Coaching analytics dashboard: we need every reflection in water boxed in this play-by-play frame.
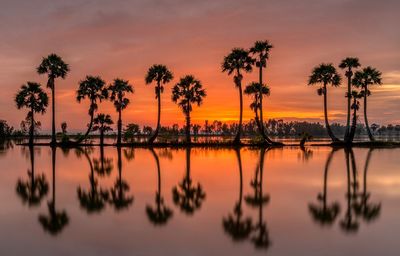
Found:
[223,148,253,241]
[16,146,49,207]
[93,146,113,176]
[38,147,69,236]
[108,147,133,211]
[308,149,341,226]
[77,147,109,214]
[172,147,206,215]
[146,149,173,225]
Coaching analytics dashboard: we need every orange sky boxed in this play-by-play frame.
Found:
[0,0,399,132]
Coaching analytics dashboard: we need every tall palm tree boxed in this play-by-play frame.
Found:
[108,147,133,211]
[38,147,69,235]
[222,48,254,144]
[16,146,49,207]
[352,67,382,141]
[92,113,113,146]
[222,148,253,241]
[37,54,70,145]
[172,147,206,215]
[75,76,108,143]
[339,57,361,141]
[308,63,342,142]
[244,82,271,143]
[15,82,49,145]
[347,90,363,143]
[145,65,174,143]
[108,79,134,145]
[146,149,173,225]
[249,40,276,144]
[171,75,206,144]
[308,149,340,226]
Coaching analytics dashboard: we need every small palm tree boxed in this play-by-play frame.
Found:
[107,79,134,145]
[308,63,342,142]
[171,75,206,144]
[145,64,174,143]
[37,54,69,145]
[244,82,270,142]
[352,67,382,141]
[15,82,49,145]
[347,90,364,143]
[75,76,108,143]
[222,48,254,144]
[93,113,113,146]
[339,57,361,141]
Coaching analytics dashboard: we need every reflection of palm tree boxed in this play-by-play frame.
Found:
[223,148,253,241]
[146,149,173,225]
[340,148,359,233]
[77,148,109,214]
[16,146,49,207]
[352,149,381,222]
[172,147,206,215]
[93,146,114,176]
[108,147,133,211]
[308,149,340,226]
[245,149,270,207]
[38,148,69,235]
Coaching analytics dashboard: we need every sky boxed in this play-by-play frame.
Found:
[0,0,399,132]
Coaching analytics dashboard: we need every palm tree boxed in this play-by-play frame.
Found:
[244,82,271,143]
[249,40,277,144]
[222,148,253,241]
[16,146,49,207]
[92,113,113,146]
[145,65,174,143]
[146,149,173,225]
[308,63,342,142]
[38,148,69,235]
[15,82,49,145]
[108,79,134,145]
[75,76,108,143]
[347,90,364,143]
[172,147,206,215]
[222,48,254,144]
[108,147,133,211]
[37,54,70,145]
[171,75,206,144]
[77,147,109,214]
[308,149,340,226]
[352,67,382,141]
[339,57,361,141]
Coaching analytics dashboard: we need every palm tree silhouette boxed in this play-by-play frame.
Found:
[37,54,70,145]
[222,48,254,144]
[171,75,206,144]
[146,149,173,225]
[308,63,342,142]
[38,147,69,235]
[145,65,174,144]
[352,67,382,141]
[339,58,361,141]
[16,146,49,207]
[92,113,113,146]
[347,90,364,143]
[308,149,341,226]
[244,82,271,143]
[15,82,49,145]
[107,79,134,145]
[108,147,133,211]
[77,147,109,214]
[93,144,114,177]
[222,148,253,241]
[172,147,206,215]
[352,149,381,222]
[75,76,108,144]
[249,40,277,144]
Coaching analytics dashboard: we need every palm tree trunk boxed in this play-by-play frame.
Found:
[51,147,56,208]
[363,87,374,141]
[348,103,358,144]
[100,129,104,146]
[258,66,273,144]
[30,145,35,187]
[29,109,34,145]
[185,147,191,183]
[149,85,161,144]
[323,84,339,142]
[51,84,56,146]
[322,149,335,211]
[185,113,191,144]
[234,72,243,144]
[345,70,352,141]
[75,106,94,144]
[117,109,122,145]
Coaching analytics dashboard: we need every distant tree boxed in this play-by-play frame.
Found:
[124,123,141,142]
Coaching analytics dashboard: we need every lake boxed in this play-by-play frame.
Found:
[0,141,399,255]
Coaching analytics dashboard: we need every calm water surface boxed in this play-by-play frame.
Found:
[0,141,399,255]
